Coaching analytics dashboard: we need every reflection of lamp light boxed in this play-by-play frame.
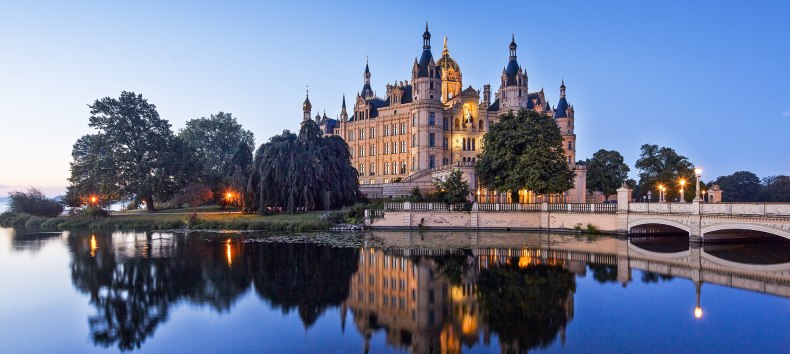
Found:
[694,306,703,319]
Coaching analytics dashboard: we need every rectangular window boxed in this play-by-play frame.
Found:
[429,155,435,168]
[392,142,396,154]
[360,129,364,140]
[442,157,448,166]
[370,163,375,176]
[401,161,406,174]
[384,144,389,155]
[429,133,435,147]
[412,134,416,147]
[370,127,375,139]
[359,164,364,175]
[349,131,354,140]
[370,144,375,156]
[359,145,364,157]
[429,112,435,126]
[401,123,406,134]
[400,141,405,153]
[412,156,416,171]
[384,126,389,136]
[442,117,448,131]
[412,116,416,127]
[443,137,448,150]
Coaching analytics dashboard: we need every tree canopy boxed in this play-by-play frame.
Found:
[246,120,361,213]
[67,91,199,211]
[433,168,471,205]
[634,144,694,202]
[476,109,575,196]
[710,171,762,202]
[586,149,630,200]
[7,188,64,217]
[179,112,254,183]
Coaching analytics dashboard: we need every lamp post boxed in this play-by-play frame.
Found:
[646,191,652,213]
[225,192,234,214]
[679,179,686,202]
[694,167,703,202]
[702,190,707,203]
[658,185,666,203]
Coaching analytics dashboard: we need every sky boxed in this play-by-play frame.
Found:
[0,0,788,197]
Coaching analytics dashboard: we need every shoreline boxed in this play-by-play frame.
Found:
[0,211,334,232]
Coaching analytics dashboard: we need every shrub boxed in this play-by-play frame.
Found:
[320,210,348,224]
[586,223,599,234]
[80,206,110,218]
[8,188,64,217]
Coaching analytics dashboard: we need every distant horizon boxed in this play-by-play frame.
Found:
[1,1,788,196]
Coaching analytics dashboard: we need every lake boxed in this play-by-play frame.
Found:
[0,228,788,353]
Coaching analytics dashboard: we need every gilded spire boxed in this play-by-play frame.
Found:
[442,36,449,56]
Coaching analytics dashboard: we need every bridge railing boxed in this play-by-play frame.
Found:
[627,202,790,217]
[382,202,617,213]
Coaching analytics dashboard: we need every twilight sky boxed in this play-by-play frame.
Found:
[1,0,788,196]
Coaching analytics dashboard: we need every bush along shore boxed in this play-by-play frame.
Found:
[0,211,366,233]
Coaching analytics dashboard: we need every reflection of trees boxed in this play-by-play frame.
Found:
[640,271,674,284]
[588,264,619,284]
[476,261,576,353]
[250,243,359,326]
[431,252,473,285]
[68,233,358,351]
[10,232,62,252]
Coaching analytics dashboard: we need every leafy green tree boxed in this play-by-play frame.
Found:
[585,149,630,201]
[7,188,64,217]
[710,171,762,202]
[634,144,694,202]
[408,187,424,202]
[476,110,575,197]
[68,91,199,211]
[761,175,790,202]
[433,168,471,205]
[476,262,576,351]
[178,112,255,191]
[247,120,361,213]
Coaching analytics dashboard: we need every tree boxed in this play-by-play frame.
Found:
[178,112,255,189]
[634,144,694,202]
[585,149,630,201]
[476,110,575,198]
[8,188,64,217]
[246,120,361,213]
[433,168,471,205]
[761,175,790,202]
[68,91,199,211]
[710,171,762,202]
[172,183,214,212]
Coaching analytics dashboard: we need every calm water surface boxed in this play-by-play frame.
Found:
[0,228,788,353]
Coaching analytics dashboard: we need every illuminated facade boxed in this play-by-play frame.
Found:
[306,24,586,202]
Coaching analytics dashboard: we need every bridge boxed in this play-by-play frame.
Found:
[365,230,790,298]
[366,186,790,243]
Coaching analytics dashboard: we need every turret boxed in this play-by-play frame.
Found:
[340,94,348,122]
[361,60,374,99]
[412,23,440,101]
[498,34,528,109]
[302,90,312,122]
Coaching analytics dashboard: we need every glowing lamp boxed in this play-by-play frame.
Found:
[694,306,703,319]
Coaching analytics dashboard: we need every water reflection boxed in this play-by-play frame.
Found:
[3,229,789,353]
[66,232,359,350]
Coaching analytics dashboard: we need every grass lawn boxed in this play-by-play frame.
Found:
[0,211,331,232]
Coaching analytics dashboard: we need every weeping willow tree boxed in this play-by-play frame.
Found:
[247,120,361,213]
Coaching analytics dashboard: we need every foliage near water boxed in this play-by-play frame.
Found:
[7,188,64,217]
[0,211,331,232]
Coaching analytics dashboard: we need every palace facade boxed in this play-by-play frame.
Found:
[303,24,586,203]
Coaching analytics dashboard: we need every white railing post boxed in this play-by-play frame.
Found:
[591,204,595,213]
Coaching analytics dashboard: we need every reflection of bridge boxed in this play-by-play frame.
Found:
[369,188,790,243]
[367,231,790,298]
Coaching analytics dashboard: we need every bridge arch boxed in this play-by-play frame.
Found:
[628,218,691,234]
[701,250,790,272]
[701,223,790,241]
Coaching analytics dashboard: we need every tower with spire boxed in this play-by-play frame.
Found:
[498,34,529,110]
[554,79,576,166]
[302,90,312,122]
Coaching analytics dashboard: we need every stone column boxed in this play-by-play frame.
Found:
[616,185,632,212]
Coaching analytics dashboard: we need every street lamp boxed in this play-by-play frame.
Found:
[225,192,234,213]
[658,185,666,203]
[679,179,686,202]
[646,191,652,213]
[694,167,703,202]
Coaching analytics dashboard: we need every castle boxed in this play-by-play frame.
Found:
[303,24,586,203]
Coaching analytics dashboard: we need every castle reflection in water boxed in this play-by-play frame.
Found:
[6,228,789,353]
[346,247,577,353]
